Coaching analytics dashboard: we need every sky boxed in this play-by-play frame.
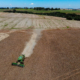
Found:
[0,0,80,8]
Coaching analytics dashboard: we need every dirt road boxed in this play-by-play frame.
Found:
[0,29,80,80]
[22,29,43,57]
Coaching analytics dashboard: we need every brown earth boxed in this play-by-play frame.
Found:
[0,29,80,80]
[0,29,32,80]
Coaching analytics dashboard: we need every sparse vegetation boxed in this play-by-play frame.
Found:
[39,24,41,27]
[11,27,21,29]
[27,26,33,29]
[4,23,8,26]
[2,23,8,29]
[67,26,70,28]
[0,13,80,30]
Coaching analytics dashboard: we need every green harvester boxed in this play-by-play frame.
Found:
[12,54,25,67]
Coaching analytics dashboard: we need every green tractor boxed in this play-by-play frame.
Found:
[12,54,25,67]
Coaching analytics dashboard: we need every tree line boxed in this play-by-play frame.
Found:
[33,7,60,10]
[2,8,80,21]
[0,7,60,10]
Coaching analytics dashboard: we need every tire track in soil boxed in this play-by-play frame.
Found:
[41,19,47,29]
[38,19,44,29]
[46,19,55,29]
[4,18,23,29]
[0,18,9,22]
[0,18,15,30]
[26,19,33,28]
[36,19,40,29]
[50,19,57,29]
[40,19,48,29]
[14,18,27,28]
[0,18,11,23]
[51,20,58,29]
[24,18,30,29]
[52,19,62,28]
[53,68,80,80]
[57,20,66,28]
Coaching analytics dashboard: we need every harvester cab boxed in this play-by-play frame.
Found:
[12,54,25,67]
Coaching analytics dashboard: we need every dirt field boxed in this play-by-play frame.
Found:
[0,12,80,29]
[0,29,80,80]
[0,12,80,80]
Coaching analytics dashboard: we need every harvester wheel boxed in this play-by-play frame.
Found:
[21,62,24,64]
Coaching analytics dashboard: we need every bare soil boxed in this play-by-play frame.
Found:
[0,33,9,41]
[0,29,80,80]
[0,30,32,80]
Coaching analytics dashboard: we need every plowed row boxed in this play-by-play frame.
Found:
[0,12,80,30]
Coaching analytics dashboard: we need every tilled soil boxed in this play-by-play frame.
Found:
[0,30,32,80]
[0,29,80,80]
